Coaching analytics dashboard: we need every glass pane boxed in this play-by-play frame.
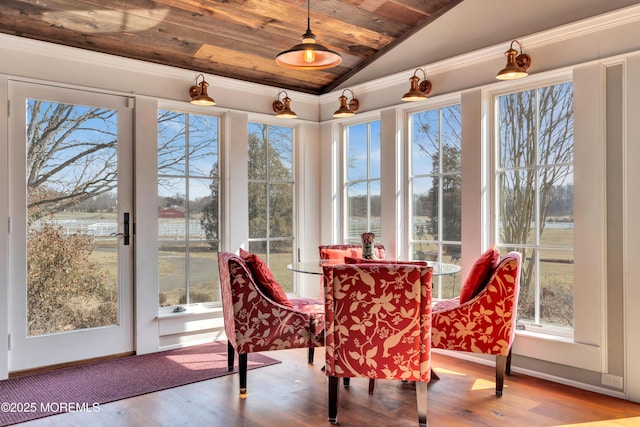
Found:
[158,178,186,240]
[443,243,461,265]
[498,89,535,169]
[158,110,186,175]
[498,170,535,245]
[412,177,436,240]
[441,105,462,173]
[269,183,293,238]
[347,181,367,242]
[411,110,439,176]
[369,121,381,179]
[188,178,215,241]
[412,242,439,261]
[538,83,574,166]
[540,166,573,245]
[442,175,461,241]
[197,178,219,242]
[159,243,186,307]
[516,247,537,324]
[368,180,381,236]
[248,123,267,180]
[539,249,574,327]
[188,115,219,177]
[189,242,219,303]
[270,240,294,293]
[346,123,368,181]
[26,100,119,336]
[269,126,293,180]
[249,182,267,238]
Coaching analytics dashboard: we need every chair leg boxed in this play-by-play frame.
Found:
[239,353,248,395]
[328,376,339,424]
[506,348,512,375]
[416,381,428,427]
[496,354,508,397]
[368,378,376,394]
[227,341,235,372]
[308,347,314,364]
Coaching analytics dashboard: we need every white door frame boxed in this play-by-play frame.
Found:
[7,81,134,371]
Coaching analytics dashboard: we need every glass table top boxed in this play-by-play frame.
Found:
[287,260,461,276]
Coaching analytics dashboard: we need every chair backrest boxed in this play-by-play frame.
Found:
[323,263,433,382]
[431,251,522,355]
[217,251,252,349]
[318,244,386,261]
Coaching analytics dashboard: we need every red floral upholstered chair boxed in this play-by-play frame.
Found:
[318,244,386,393]
[318,244,386,262]
[323,263,433,426]
[431,251,522,396]
[217,251,325,395]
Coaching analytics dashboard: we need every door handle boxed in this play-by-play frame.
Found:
[111,212,130,245]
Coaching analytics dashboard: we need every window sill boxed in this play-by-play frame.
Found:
[157,303,222,319]
[513,329,601,371]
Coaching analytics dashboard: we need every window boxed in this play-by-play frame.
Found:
[408,105,462,299]
[248,123,295,292]
[494,82,574,332]
[157,110,220,307]
[344,120,381,243]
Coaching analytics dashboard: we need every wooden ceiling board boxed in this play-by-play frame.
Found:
[0,0,464,94]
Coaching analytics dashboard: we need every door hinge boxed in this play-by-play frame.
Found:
[8,334,11,350]
[7,217,10,234]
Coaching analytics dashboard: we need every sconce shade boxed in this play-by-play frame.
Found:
[273,90,298,119]
[401,68,432,102]
[189,74,216,106]
[496,40,531,80]
[275,1,342,70]
[333,89,359,118]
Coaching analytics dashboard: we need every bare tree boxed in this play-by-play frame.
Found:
[27,101,118,220]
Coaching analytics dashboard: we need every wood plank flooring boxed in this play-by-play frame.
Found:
[17,347,640,426]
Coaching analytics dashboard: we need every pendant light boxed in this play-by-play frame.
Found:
[275,1,342,70]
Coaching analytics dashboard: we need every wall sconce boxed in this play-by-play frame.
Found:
[401,68,432,102]
[189,74,216,106]
[275,0,342,70]
[496,40,532,80]
[272,90,298,119]
[333,89,359,118]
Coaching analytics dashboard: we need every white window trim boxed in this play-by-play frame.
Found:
[483,67,606,371]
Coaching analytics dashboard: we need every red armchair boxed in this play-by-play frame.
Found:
[323,263,433,426]
[217,251,325,394]
[431,251,522,396]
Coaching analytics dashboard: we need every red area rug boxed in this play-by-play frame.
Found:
[0,341,279,426]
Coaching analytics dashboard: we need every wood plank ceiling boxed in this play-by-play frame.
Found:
[0,0,462,94]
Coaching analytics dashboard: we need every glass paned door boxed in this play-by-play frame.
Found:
[8,82,133,371]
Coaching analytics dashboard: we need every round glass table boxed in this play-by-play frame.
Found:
[287,260,461,276]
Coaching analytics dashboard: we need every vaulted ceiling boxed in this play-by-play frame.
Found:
[0,0,463,95]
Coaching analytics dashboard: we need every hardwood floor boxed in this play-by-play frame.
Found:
[18,347,640,427]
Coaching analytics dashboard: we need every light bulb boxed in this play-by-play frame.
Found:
[304,49,315,63]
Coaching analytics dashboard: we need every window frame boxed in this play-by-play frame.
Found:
[156,106,222,310]
[342,118,382,244]
[247,121,297,293]
[406,101,463,300]
[485,66,607,371]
